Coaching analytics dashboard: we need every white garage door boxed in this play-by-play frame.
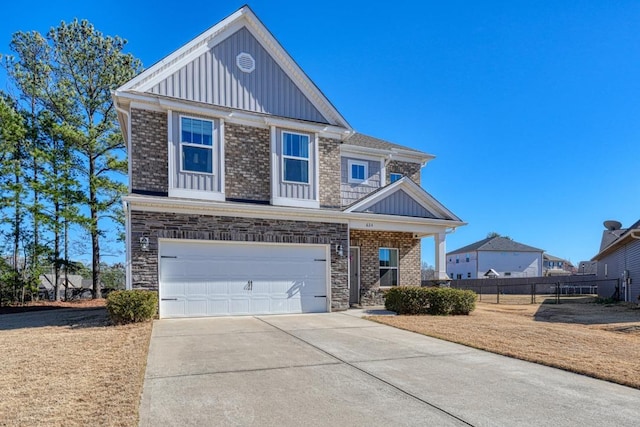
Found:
[158,240,329,318]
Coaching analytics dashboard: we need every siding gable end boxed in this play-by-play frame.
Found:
[148,27,329,124]
[363,190,436,218]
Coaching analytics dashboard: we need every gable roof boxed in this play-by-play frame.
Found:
[116,5,350,129]
[343,177,462,222]
[448,236,544,255]
[592,219,640,261]
[342,133,435,164]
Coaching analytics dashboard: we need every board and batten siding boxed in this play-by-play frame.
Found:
[170,112,220,193]
[366,190,436,218]
[340,157,381,206]
[275,128,316,201]
[149,27,328,124]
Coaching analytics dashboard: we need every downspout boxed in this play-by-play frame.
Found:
[123,200,132,290]
[628,230,640,302]
[115,103,132,291]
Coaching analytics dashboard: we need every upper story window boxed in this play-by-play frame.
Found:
[348,159,368,183]
[456,255,459,264]
[465,253,470,262]
[282,131,309,183]
[181,117,213,174]
[390,173,402,183]
[379,248,399,286]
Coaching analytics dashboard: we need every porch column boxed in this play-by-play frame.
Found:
[434,232,448,280]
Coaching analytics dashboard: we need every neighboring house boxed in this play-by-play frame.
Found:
[113,6,465,318]
[577,261,597,275]
[39,274,88,300]
[543,254,574,276]
[447,236,543,279]
[591,220,640,302]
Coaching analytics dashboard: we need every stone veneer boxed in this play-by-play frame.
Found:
[130,108,168,194]
[224,123,271,202]
[350,229,421,305]
[130,210,349,310]
[319,137,341,209]
[387,160,421,185]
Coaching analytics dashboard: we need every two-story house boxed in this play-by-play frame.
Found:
[113,6,465,318]
[591,219,640,302]
[447,236,543,279]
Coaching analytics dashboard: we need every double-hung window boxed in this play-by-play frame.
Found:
[181,117,213,174]
[348,160,368,183]
[282,132,309,183]
[379,248,399,286]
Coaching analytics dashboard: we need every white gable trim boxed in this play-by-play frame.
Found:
[341,143,434,165]
[124,193,464,235]
[344,177,462,222]
[114,91,351,141]
[117,6,351,129]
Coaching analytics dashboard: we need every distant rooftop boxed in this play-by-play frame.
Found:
[448,236,544,255]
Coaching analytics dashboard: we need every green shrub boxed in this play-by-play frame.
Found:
[450,289,477,315]
[384,286,477,315]
[106,290,158,324]
[384,286,430,314]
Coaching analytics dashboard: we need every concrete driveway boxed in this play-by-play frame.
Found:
[139,311,640,427]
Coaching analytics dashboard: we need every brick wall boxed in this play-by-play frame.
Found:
[387,160,421,185]
[319,137,341,209]
[350,229,421,305]
[130,210,349,310]
[224,123,271,202]
[130,108,168,194]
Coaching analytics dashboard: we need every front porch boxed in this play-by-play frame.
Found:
[347,229,451,306]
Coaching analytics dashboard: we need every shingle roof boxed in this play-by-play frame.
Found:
[344,133,428,155]
[447,236,544,255]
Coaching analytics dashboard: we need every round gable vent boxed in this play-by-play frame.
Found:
[236,52,255,73]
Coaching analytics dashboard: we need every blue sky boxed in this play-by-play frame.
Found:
[2,1,639,266]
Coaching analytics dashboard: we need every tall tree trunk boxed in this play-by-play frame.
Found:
[13,172,20,302]
[64,214,69,301]
[90,156,101,299]
[30,97,39,287]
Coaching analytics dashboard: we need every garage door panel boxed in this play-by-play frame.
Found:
[159,241,328,318]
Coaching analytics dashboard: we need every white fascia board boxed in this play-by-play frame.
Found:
[264,116,348,139]
[341,143,434,164]
[125,194,345,224]
[124,194,465,232]
[168,189,226,202]
[118,8,247,92]
[340,149,384,163]
[113,91,348,139]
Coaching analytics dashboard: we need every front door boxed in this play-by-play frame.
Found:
[349,247,360,305]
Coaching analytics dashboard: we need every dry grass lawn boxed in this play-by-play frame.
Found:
[0,302,152,426]
[369,299,640,389]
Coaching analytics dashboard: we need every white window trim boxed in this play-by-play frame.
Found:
[281,130,310,185]
[347,159,368,184]
[379,247,399,287]
[179,115,215,176]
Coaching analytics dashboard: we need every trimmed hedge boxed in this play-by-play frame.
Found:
[106,290,158,324]
[384,286,477,315]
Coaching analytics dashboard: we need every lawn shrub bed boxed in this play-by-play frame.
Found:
[384,286,477,315]
[106,290,158,324]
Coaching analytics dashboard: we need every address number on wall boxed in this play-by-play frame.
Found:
[365,223,375,228]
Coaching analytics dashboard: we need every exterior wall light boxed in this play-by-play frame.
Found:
[140,237,150,251]
[336,244,344,257]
